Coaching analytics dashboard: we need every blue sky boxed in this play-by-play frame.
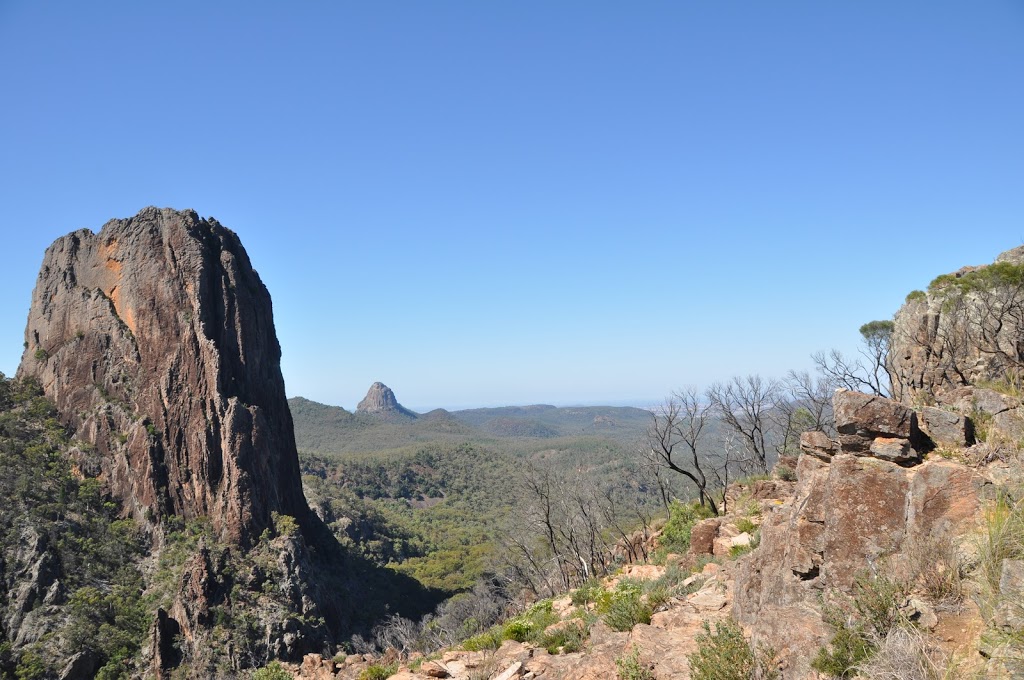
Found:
[1,2,1022,410]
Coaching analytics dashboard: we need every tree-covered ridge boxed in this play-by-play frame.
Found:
[0,375,148,680]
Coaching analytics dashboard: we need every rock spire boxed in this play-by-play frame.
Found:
[17,206,309,545]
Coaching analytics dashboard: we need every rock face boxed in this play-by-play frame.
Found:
[356,382,418,419]
[16,206,310,545]
[734,389,990,676]
[890,245,1024,404]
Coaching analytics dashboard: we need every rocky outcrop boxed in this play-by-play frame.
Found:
[734,389,991,676]
[356,382,418,419]
[833,389,923,462]
[890,245,1024,404]
[16,207,309,545]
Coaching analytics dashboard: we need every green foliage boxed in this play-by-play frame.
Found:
[735,517,757,535]
[358,662,399,680]
[811,572,910,678]
[0,375,149,676]
[33,348,48,361]
[859,320,894,343]
[615,645,655,680]
[811,614,873,678]
[570,579,602,606]
[905,289,927,303]
[930,261,1024,293]
[775,464,797,482]
[660,500,716,554]
[596,579,653,631]
[462,627,503,651]
[272,511,300,537]
[688,619,778,680]
[252,661,292,680]
[978,495,1024,620]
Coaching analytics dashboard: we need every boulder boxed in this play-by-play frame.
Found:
[834,389,922,455]
[869,437,918,464]
[688,518,722,556]
[800,430,839,461]
[917,406,975,448]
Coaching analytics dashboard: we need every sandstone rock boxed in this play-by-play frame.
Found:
[420,660,450,678]
[688,518,721,556]
[799,430,839,461]
[16,207,309,545]
[869,437,917,464]
[917,406,975,448]
[356,382,418,419]
[834,389,921,455]
[492,661,523,680]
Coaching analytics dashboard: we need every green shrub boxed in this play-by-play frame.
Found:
[571,579,602,606]
[253,661,292,680]
[33,348,48,361]
[905,289,927,303]
[361,661,400,680]
[358,662,399,680]
[596,580,652,632]
[811,572,910,678]
[688,619,778,680]
[538,620,589,654]
[615,645,655,680]
[810,615,873,678]
[776,464,797,482]
[462,627,502,651]
[660,500,716,553]
[735,517,757,535]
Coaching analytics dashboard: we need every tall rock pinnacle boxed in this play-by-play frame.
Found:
[356,382,418,419]
[17,207,309,545]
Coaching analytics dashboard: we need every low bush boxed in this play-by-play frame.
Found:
[358,662,399,680]
[253,661,292,680]
[660,500,717,554]
[688,619,778,680]
[596,580,652,632]
[615,645,655,680]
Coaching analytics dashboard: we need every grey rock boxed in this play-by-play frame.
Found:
[917,406,975,448]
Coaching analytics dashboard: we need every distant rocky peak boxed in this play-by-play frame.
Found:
[356,382,417,418]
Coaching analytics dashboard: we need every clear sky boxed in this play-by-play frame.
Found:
[1,2,1022,411]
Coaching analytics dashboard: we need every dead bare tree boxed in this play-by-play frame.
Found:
[643,389,718,514]
[706,375,782,474]
[813,320,894,398]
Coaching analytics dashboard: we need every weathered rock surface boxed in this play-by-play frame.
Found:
[17,207,309,545]
[917,405,975,448]
[734,453,987,676]
[890,245,1024,404]
[833,389,922,459]
[798,430,839,461]
[356,382,418,419]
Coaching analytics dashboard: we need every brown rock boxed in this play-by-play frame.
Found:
[800,430,839,461]
[16,207,309,545]
[869,437,918,464]
[420,660,450,678]
[834,389,921,455]
[688,518,721,556]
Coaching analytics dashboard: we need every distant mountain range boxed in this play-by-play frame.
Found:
[288,382,654,457]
